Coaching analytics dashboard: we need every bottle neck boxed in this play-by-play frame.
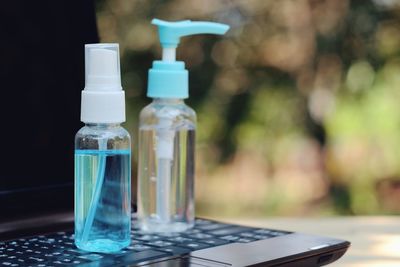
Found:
[85,123,121,129]
[153,98,184,105]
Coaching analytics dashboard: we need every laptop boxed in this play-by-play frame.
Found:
[0,188,350,267]
[0,187,350,267]
[0,0,350,266]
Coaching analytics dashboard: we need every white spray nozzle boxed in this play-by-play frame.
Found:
[81,43,125,124]
[85,44,121,91]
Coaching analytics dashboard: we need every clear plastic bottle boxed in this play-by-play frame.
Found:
[74,43,131,252]
[75,123,131,252]
[138,98,196,232]
[137,19,228,233]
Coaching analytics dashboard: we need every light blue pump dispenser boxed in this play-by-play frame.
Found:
[138,19,229,232]
[147,19,230,98]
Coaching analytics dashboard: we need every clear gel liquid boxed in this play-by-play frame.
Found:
[138,129,195,232]
[74,149,131,253]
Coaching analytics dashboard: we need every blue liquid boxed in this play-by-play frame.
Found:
[74,149,131,253]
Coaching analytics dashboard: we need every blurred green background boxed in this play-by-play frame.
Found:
[95,0,400,218]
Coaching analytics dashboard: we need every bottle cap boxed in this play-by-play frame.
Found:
[81,43,125,123]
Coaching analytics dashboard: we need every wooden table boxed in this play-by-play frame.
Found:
[213,216,400,266]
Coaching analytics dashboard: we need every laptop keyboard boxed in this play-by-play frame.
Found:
[0,218,291,267]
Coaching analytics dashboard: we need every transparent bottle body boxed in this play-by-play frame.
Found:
[138,99,196,232]
[74,123,131,253]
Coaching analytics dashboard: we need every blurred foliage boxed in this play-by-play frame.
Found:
[95,0,400,217]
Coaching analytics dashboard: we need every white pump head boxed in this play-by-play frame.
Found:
[81,43,125,123]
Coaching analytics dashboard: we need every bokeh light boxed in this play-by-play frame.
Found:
[95,0,400,218]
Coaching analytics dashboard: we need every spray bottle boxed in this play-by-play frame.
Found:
[137,19,229,232]
[74,44,131,252]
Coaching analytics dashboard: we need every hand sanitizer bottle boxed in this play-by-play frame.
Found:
[74,44,131,253]
[137,19,229,232]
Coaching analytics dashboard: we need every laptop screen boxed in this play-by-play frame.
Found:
[0,1,99,222]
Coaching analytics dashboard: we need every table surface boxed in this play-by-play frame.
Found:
[214,216,400,267]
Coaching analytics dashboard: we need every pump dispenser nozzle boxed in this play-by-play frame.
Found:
[147,19,230,99]
[151,19,229,62]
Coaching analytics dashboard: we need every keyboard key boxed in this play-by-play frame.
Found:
[65,249,90,256]
[51,259,87,266]
[116,250,170,265]
[128,239,143,245]
[270,231,290,236]
[44,253,59,258]
[49,260,65,265]
[113,249,131,256]
[254,229,272,234]
[70,259,90,265]
[240,232,256,238]
[60,258,74,263]
[187,233,213,239]
[23,256,47,265]
[146,240,174,248]
[167,237,194,243]
[254,229,290,236]
[197,223,230,231]
[78,253,104,261]
[209,226,252,236]
[158,246,191,255]
[254,234,275,240]
[63,242,75,248]
[70,257,113,267]
[195,219,213,225]
[220,235,240,241]
[126,244,152,252]
[178,242,211,251]
[182,229,201,235]
[27,256,46,262]
[51,252,63,256]
[200,238,229,246]
[237,238,257,243]
[156,232,181,238]
[134,235,161,242]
